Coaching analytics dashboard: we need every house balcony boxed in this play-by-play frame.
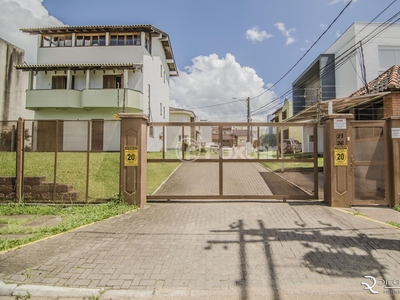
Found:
[26,89,82,110]
[25,88,143,111]
[82,89,142,109]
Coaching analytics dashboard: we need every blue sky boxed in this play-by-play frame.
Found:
[0,0,399,120]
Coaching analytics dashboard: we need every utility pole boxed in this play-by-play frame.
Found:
[247,97,250,142]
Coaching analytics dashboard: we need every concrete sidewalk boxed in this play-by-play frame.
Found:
[1,202,400,299]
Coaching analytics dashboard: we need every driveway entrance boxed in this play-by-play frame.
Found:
[147,122,319,201]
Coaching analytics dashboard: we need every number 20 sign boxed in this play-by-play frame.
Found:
[124,146,138,167]
[334,145,348,166]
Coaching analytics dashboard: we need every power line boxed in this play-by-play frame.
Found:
[249,2,399,116]
[251,12,400,117]
[248,0,355,102]
[185,98,244,110]
[187,2,399,119]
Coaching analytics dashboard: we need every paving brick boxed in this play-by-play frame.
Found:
[1,202,400,299]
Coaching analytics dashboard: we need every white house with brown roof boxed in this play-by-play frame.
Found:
[15,24,178,151]
[167,107,198,149]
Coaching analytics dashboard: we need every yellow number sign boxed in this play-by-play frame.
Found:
[124,146,138,166]
[334,145,348,166]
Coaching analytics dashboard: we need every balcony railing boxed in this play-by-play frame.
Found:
[25,88,143,111]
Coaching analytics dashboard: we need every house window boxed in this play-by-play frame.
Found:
[42,35,72,47]
[283,129,289,139]
[52,76,67,89]
[109,33,140,46]
[103,75,123,89]
[145,33,151,53]
[282,110,287,120]
[163,107,165,119]
[52,76,75,89]
[275,116,279,122]
[76,34,106,47]
[134,34,141,45]
[149,126,154,138]
[160,103,162,116]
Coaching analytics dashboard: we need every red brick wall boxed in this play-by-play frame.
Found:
[384,91,400,118]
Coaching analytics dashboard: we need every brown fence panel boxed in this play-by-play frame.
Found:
[0,119,121,203]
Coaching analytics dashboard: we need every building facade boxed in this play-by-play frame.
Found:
[167,107,198,149]
[0,38,33,121]
[16,24,178,151]
[292,22,400,115]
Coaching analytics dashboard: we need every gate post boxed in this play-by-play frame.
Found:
[322,114,354,207]
[119,113,148,207]
[15,118,25,203]
[386,117,400,207]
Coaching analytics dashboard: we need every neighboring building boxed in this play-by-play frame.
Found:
[233,129,248,147]
[286,65,400,151]
[198,120,213,147]
[15,24,178,151]
[0,38,33,121]
[167,107,198,149]
[212,126,236,147]
[271,99,302,146]
[292,22,400,115]
[274,99,304,150]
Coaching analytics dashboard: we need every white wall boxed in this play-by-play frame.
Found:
[325,22,400,98]
[167,112,192,149]
[302,125,323,154]
[59,120,120,151]
[0,38,34,121]
[142,51,170,151]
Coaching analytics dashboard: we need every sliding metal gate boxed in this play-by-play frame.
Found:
[147,122,320,201]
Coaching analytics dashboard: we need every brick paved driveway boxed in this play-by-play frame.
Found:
[1,202,400,299]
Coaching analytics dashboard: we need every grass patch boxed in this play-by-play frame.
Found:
[261,157,324,171]
[353,211,366,217]
[386,221,400,228]
[393,204,400,212]
[0,202,135,252]
[0,152,179,201]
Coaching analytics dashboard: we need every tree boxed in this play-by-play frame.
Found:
[260,133,276,147]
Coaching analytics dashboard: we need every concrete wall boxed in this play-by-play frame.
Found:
[0,38,33,121]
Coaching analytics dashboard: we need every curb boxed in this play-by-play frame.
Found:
[333,207,399,229]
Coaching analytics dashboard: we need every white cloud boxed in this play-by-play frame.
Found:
[274,22,296,46]
[245,26,273,43]
[328,0,356,5]
[0,0,65,63]
[170,53,276,121]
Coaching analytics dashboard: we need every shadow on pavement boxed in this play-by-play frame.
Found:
[204,217,400,300]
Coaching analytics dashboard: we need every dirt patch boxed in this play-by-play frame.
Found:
[0,215,35,220]
[0,234,31,240]
[24,216,63,227]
